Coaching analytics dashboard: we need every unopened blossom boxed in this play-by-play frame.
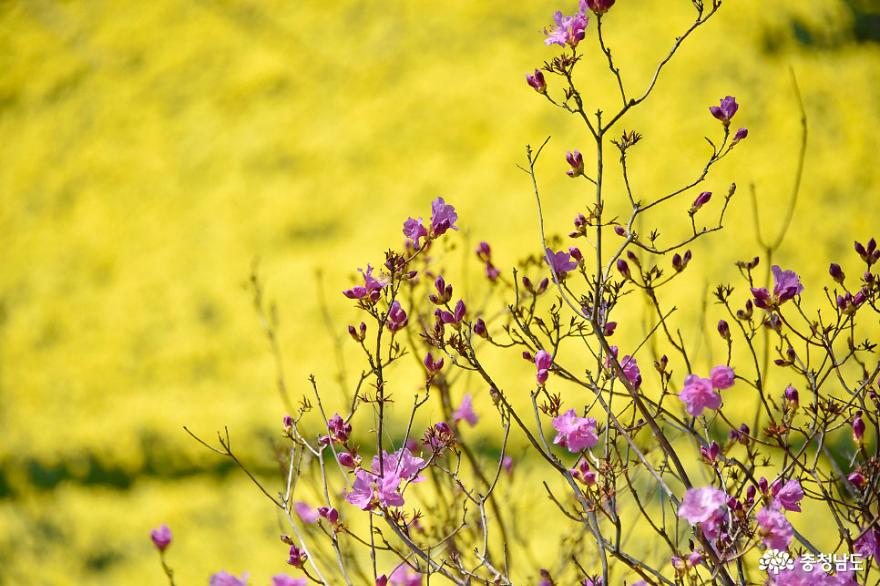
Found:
[535,349,553,385]
[700,441,720,463]
[678,487,726,525]
[326,413,351,444]
[389,566,423,586]
[853,412,866,443]
[585,0,615,14]
[294,501,319,524]
[502,455,514,475]
[403,217,428,249]
[690,191,712,214]
[855,527,880,560]
[756,506,794,550]
[751,265,804,309]
[272,576,307,586]
[150,524,172,552]
[710,365,735,389]
[605,346,641,389]
[571,459,597,485]
[424,352,444,374]
[545,247,578,281]
[430,197,458,236]
[287,544,308,568]
[772,479,804,512]
[343,264,387,302]
[337,451,357,468]
[617,258,631,279]
[709,96,739,125]
[317,506,339,524]
[423,422,455,452]
[209,571,250,586]
[473,318,488,338]
[679,375,721,417]
[345,468,405,510]
[566,150,584,177]
[552,409,598,452]
[544,1,589,48]
[732,127,748,144]
[453,394,478,426]
[854,238,879,265]
[717,319,730,339]
[438,299,466,325]
[386,301,408,332]
[672,250,692,272]
[784,385,799,407]
[848,471,866,488]
[376,576,389,586]
[526,69,547,93]
[829,262,845,283]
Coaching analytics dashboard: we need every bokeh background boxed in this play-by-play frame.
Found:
[1,0,879,583]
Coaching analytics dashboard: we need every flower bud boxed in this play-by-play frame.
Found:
[732,127,748,144]
[614,225,626,237]
[337,452,357,468]
[717,319,731,340]
[689,192,712,214]
[829,262,845,283]
[853,413,866,444]
[473,318,488,338]
[848,471,866,488]
[150,525,172,552]
[566,150,585,178]
[585,0,615,14]
[526,69,547,93]
[617,259,630,279]
[758,477,768,495]
[784,385,799,408]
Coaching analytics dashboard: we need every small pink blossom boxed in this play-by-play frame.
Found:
[403,217,428,249]
[150,524,172,552]
[544,1,590,48]
[372,448,426,483]
[710,365,735,390]
[751,265,804,310]
[678,375,721,417]
[772,479,804,512]
[769,559,857,585]
[430,197,458,236]
[343,265,387,302]
[272,576,307,586]
[294,501,319,524]
[345,469,405,510]
[756,506,793,550]
[709,95,739,125]
[855,527,879,560]
[389,565,423,586]
[535,349,553,385]
[552,409,598,452]
[453,394,479,426]
[678,487,726,525]
[209,571,249,586]
[545,247,578,281]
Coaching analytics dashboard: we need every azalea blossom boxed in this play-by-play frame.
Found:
[372,447,426,483]
[756,506,793,550]
[709,95,739,125]
[402,217,428,249]
[272,576,307,586]
[678,375,721,417]
[386,301,408,332]
[389,565,423,586]
[343,264,387,302]
[209,571,250,586]
[605,346,641,389]
[545,247,578,281]
[345,468,405,510]
[710,365,735,390]
[855,527,880,560]
[544,1,589,48]
[430,197,458,236]
[453,393,478,426]
[769,561,858,586]
[772,479,804,512]
[294,501,319,524]
[150,524,172,552]
[552,409,598,452]
[535,349,553,385]
[751,265,804,310]
[678,487,726,524]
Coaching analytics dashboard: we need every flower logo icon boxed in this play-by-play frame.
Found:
[759,549,795,575]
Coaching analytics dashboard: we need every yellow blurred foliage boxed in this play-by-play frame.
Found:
[1,0,879,583]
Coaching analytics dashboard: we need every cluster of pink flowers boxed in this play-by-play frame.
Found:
[678,366,735,416]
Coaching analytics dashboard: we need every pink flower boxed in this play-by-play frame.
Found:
[372,448,426,483]
[535,349,553,385]
[430,197,458,236]
[325,413,351,444]
[343,265,387,302]
[552,409,598,452]
[756,506,793,550]
[389,565,423,586]
[287,544,307,568]
[678,375,721,417]
[294,501,319,524]
[710,366,735,390]
[403,217,428,249]
[544,1,590,48]
[453,394,478,426]
[855,527,880,560]
[345,469,405,510]
[272,576,307,586]
[209,571,249,586]
[545,247,578,281]
[526,69,547,93]
[772,479,804,512]
[605,346,641,389]
[386,301,408,332]
[678,487,726,525]
[709,95,739,125]
[150,524,172,552]
[584,0,615,14]
[751,265,804,310]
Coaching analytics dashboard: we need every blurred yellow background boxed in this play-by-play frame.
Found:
[1,0,879,583]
